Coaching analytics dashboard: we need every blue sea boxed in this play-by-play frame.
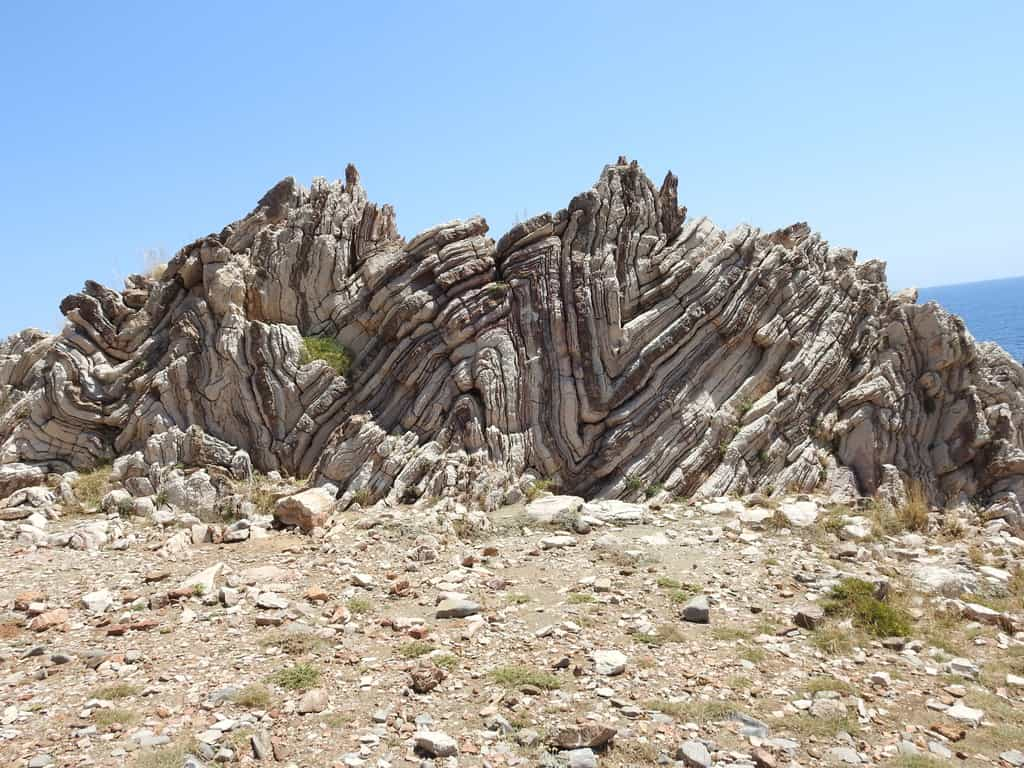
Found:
[919,276,1024,363]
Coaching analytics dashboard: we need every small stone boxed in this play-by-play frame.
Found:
[81,589,114,614]
[828,746,861,764]
[677,740,711,768]
[1000,750,1024,767]
[297,688,328,714]
[793,603,824,630]
[540,535,577,550]
[435,598,480,619]
[548,724,616,750]
[27,754,54,768]
[29,609,69,632]
[414,730,459,757]
[256,592,289,610]
[681,595,710,624]
[567,748,597,768]
[593,650,627,676]
[351,573,375,589]
[251,730,272,761]
[946,700,984,726]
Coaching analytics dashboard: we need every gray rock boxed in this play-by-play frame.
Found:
[435,598,480,619]
[1,160,1022,523]
[593,649,627,676]
[677,740,711,768]
[681,595,710,624]
[567,748,597,768]
[297,687,328,714]
[414,730,459,757]
[274,487,335,532]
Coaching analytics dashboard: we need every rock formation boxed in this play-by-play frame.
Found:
[2,158,1022,517]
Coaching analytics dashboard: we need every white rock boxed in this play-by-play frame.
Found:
[593,650,627,676]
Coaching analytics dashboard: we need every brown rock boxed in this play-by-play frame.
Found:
[29,609,69,632]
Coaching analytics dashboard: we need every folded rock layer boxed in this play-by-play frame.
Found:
[2,158,1022,513]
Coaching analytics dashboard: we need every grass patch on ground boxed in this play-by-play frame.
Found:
[805,676,853,696]
[90,683,140,701]
[823,578,911,637]
[634,624,686,647]
[643,698,738,724]
[432,653,459,671]
[566,592,595,604]
[74,464,113,509]
[506,593,531,605]
[883,756,949,768]
[776,712,859,738]
[268,663,320,691]
[230,684,271,708]
[398,641,435,659]
[811,626,855,655]
[94,707,138,727]
[490,665,561,690]
[133,739,199,768]
[347,596,371,615]
[710,625,752,642]
[741,646,767,664]
[259,630,325,656]
[301,335,352,376]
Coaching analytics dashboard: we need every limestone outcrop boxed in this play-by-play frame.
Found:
[1,158,1022,516]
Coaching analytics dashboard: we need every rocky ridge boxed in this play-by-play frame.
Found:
[1,158,1022,523]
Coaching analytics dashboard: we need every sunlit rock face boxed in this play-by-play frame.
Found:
[2,158,1022,513]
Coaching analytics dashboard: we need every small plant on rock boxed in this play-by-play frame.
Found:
[301,335,352,376]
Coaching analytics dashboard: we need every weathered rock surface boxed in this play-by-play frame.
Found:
[2,158,1022,518]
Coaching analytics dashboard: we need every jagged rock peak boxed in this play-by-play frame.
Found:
[1,159,1022,520]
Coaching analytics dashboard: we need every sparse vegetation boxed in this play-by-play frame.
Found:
[900,481,930,532]
[490,665,561,690]
[268,663,321,691]
[624,474,644,492]
[566,591,595,604]
[805,676,853,696]
[260,630,325,656]
[506,593,531,605]
[634,624,685,647]
[823,578,911,637]
[432,653,459,671]
[94,707,138,727]
[90,683,140,701]
[398,641,435,659]
[777,712,859,738]
[74,464,113,510]
[643,697,737,724]
[231,684,272,708]
[347,597,371,615]
[133,739,199,768]
[811,626,855,655]
[301,334,352,376]
[524,478,555,502]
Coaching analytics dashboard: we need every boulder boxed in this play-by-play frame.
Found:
[274,487,335,532]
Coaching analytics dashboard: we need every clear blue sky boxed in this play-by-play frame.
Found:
[1,1,1021,337]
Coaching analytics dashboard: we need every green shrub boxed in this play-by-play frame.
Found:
[301,335,352,376]
[823,578,911,637]
[489,665,561,690]
[268,663,321,691]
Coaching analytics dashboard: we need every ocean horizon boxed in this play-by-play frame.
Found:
[918,274,1024,363]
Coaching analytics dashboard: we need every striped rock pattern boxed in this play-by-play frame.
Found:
[1,159,1022,514]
